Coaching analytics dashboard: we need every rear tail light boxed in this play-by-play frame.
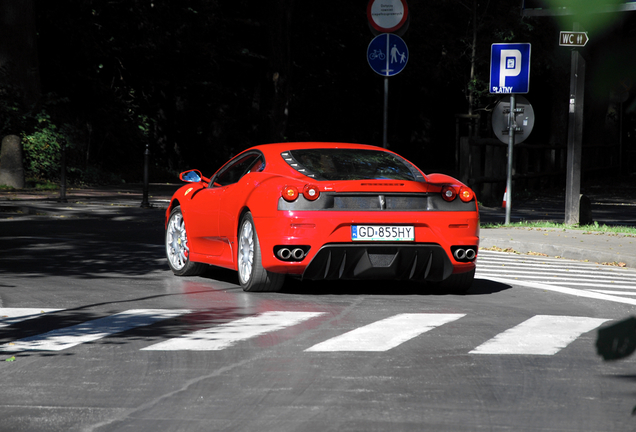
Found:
[282,185,299,202]
[303,184,320,201]
[441,185,457,202]
[459,186,474,202]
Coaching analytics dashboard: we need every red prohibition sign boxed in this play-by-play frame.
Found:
[367,0,409,33]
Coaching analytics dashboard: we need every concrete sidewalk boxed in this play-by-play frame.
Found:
[0,183,178,220]
[478,226,636,268]
[479,187,636,267]
[0,183,635,268]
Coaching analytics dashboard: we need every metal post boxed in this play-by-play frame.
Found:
[141,142,150,208]
[505,94,516,225]
[383,77,389,148]
[564,49,585,224]
[58,138,67,203]
[619,101,623,176]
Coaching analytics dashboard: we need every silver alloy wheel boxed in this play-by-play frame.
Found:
[238,219,254,284]
[166,211,188,271]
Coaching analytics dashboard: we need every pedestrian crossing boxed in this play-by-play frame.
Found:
[469,315,609,355]
[476,250,636,304]
[305,313,466,352]
[0,308,610,357]
[2,309,190,352]
[141,311,325,352]
[0,308,61,328]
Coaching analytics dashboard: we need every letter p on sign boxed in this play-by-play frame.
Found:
[499,50,521,88]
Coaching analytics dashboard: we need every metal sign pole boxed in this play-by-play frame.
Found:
[383,77,389,148]
[505,94,516,225]
[367,33,408,149]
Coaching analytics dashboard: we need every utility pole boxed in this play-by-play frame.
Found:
[564,23,586,225]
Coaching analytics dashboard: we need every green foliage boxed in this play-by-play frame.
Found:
[21,111,65,179]
[466,77,490,107]
[0,67,83,182]
[493,30,516,42]
[30,179,58,190]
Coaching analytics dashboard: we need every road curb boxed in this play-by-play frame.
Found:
[479,237,636,268]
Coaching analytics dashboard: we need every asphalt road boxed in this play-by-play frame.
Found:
[1,213,636,432]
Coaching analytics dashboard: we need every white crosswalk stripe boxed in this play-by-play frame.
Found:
[477,250,636,297]
[305,313,465,352]
[0,308,613,356]
[142,311,325,351]
[0,308,62,328]
[0,309,190,352]
[470,315,610,355]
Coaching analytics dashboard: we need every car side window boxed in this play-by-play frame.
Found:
[213,153,263,187]
[245,155,265,175]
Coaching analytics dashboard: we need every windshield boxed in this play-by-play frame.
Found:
[285,149,422,181]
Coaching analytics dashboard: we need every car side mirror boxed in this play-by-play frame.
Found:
[179,170,209,185]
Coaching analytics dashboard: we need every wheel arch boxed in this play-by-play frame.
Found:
[165,198,182,228]
[237,206,252,236]
[165,199,207,276]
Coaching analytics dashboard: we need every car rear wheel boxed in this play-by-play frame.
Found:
[434,268,475,294]
[238,212,285,292]
[166,206,207,276]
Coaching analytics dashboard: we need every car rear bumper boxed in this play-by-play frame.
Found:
[301,243,454,282]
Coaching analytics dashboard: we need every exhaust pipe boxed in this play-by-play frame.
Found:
[277,248,292,260]
[465,248,476,260]
[276,246,309,261]
[454,248,466,260]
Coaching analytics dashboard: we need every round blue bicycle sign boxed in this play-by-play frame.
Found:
[367,33,408,77]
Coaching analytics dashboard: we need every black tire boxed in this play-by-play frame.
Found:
[434,268,475,294]
[165,206,207,276]
[237,212,285,292]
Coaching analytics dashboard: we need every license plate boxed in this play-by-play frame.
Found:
[351,225,414,241]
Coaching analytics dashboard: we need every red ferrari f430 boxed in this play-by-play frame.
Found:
[165,142,479,292]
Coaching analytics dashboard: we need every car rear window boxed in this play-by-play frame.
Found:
[284,149,422,181]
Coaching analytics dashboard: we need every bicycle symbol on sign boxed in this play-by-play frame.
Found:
[369,49,385,61]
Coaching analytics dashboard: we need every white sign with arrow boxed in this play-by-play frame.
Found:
[559,31,589,47]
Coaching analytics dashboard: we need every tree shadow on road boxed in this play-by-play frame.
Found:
[0,216,167,278]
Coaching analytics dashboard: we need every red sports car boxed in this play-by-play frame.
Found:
[165,142,479,292]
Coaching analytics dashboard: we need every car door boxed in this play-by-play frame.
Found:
[218,155,265,242]
[188,152,263,257]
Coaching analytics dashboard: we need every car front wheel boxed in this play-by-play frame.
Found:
[166,206,207,276]
[238,212,284,292]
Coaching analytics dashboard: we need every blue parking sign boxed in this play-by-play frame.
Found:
[490,43,531,94]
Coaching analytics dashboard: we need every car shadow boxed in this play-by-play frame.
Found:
[197,265,513,296]
[277,276,512,296]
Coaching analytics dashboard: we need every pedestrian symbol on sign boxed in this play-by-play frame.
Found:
[389,45,406,64]
[367,34,409,77]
